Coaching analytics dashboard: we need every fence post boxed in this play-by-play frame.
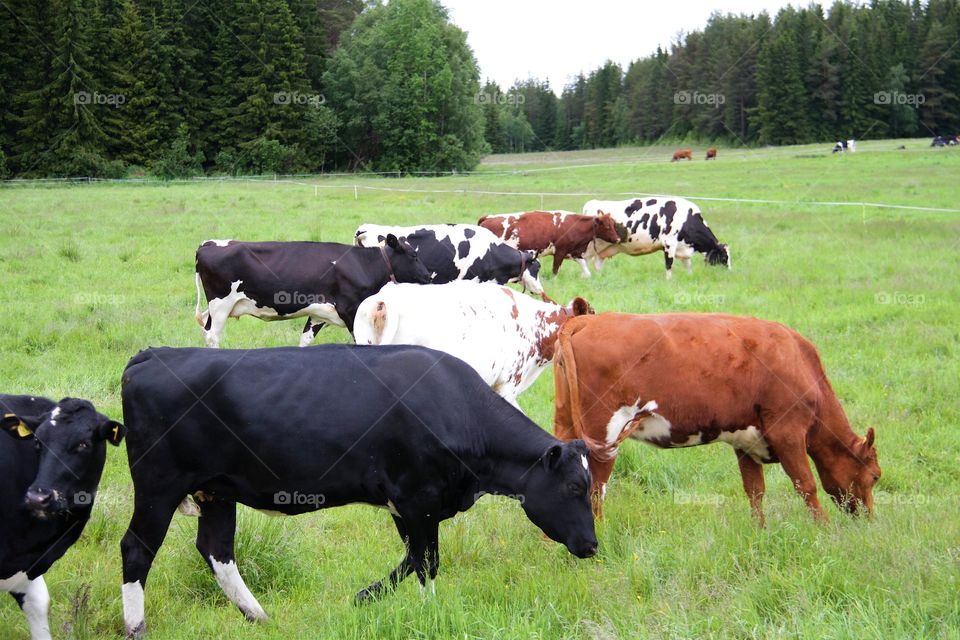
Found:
[354,185,358,200]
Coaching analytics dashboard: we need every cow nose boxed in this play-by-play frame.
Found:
[579,541,598,558]
[25,489,53,509]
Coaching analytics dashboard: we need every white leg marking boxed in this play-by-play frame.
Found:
[22,576,51,640]
[209,558,267,622]
[122,581,145,637]
[576,258,592,278]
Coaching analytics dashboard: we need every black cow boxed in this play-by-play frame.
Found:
[353,223,546,299]
[119,345,596,637]
[931,135,959,147]
[1,395,125,640]
[194,234,431,347]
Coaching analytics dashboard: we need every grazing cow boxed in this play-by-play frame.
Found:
[931,135,958,147]
[832,139,856,153]
[553,313,881,524]
[194,235,431,347]
[354,281,594,407]
[580,197,731,278]
[119,345,597,637]
[705,148,717,160]
[671,149,693,161]
[477,211,623,276]
[1,395,125,640]
[354,224,545,297]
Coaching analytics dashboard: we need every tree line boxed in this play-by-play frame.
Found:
[483,0,960,153]
[0,0,957,178]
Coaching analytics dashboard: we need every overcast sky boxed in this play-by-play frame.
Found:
[443,0,800,92]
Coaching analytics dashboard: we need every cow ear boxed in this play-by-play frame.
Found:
[385,234,401,251]
[863,426,875,449]
[572,297,592,316]
[97,419,126,446]
[2,413,34,440]
[542,444,563,471]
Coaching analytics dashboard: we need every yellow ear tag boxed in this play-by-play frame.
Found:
[111,424,121,442]
[16,422,32,438]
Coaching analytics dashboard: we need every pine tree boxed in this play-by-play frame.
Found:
[915,19,960,134]
[755,27,809,144]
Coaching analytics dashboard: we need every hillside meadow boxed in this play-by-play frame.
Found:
[0,139,958,639]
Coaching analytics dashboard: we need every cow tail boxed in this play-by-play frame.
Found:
[194,271,208,329]
[556,328,587,442]
[369,301,393,345]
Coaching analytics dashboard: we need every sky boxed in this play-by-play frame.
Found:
[442,0,800,92]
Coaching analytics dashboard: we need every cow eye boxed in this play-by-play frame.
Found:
[75,441,90,452]
[567,482,580,494]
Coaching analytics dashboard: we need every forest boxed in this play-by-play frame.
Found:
[0,0,957,177]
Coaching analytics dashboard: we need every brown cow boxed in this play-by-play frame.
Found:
[705,148,717,160]
[671,149,693,161]
[553,313,880,524]
[478,210,622,275]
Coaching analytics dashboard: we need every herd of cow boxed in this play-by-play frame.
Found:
[1,196,881,639]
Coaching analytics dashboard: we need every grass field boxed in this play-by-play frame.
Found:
[1,138,959,639]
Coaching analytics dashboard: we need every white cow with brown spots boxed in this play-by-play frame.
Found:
[354,281,593,408]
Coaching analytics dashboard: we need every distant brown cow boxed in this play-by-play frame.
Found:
[672,149,693,161]
[553,313,880,524]
[705,148,717,160]
[478,210,622,275]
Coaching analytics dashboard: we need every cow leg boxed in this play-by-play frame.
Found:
[663,253,674,280]
[769,436,828,523]
[6,575,51,640]
[203,300,232,348]
[575,258,592,278]
[120,493,181,638]
[354,515,414,604]
[587,454,617,519]
[551,253,566,276]
[195,500,267,622]
[681,256,693,274]
[736,450,766,527]
[299,318,325,347]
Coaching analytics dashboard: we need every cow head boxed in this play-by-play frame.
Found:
[384,234,432,284]
[816,427,881,516]
[2,398,124,518]
[520,440,598,558]
[705,244,731,269]
[593,213,623,244]
[519,251,544,295]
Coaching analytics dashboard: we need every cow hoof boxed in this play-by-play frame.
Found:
[126,622,146,639]
[243,609,268,623]
[354,583,385,605]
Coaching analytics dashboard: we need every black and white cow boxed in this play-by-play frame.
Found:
[119,345,597,637]
[832,139,856,153]
[1,395,125,640]
[194,235,431,347]
[581,198,731,279]
[354,224,546,298]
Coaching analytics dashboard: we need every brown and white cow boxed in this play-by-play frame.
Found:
[477,210,622,276]
[553,313,881,524]
[354,281,593,408]
[705,148,717,160]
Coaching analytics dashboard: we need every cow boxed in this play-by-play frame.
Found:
[477,211,623,276]
[1,395,125,640]
[354,281,594,407]
[671,149,693,161]
[194,235,431,348]
[552,313,881,524]
[354,223,545,298]
[705,148,717,160]
[931,135,958,147]
[119,345,597,637]
[580,197,731,279]
[832,139,856,153]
